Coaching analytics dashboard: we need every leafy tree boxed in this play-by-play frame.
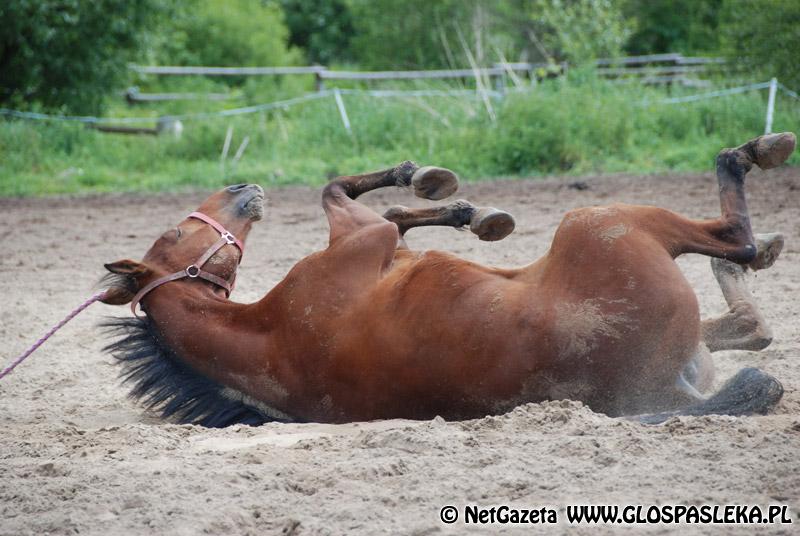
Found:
[346,0,631,70]
[533,0,632,63]
[347,0,480,69]
[719,0,800,88]
[281,0,354,65]
[624,0,723,55]
[157,0,299,68]
[0,0,156,114]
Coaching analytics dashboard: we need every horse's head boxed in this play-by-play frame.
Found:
[100,183,264,306]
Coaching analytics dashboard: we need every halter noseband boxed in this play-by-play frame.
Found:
[130,211,244,318]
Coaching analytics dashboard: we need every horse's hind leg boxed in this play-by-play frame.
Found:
[666,133,795,263]
[631,135,793,418]
[634,368,784,425]
[382,200,516,242]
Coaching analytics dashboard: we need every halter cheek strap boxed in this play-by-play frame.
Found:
[187,211,245,253]
[130,212,244,318]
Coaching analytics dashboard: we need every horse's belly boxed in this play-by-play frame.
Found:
[279,248,702,421]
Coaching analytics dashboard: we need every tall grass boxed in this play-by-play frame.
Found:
[1,75,798,196]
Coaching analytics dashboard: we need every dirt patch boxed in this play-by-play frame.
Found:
[2,169,800,535]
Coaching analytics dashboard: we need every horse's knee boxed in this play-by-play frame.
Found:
[370,220,401,248]
[332,220,400,271]
[322,181,352,204]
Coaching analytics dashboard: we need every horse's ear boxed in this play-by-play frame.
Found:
[104,259,150,277]
[100,259,151,305]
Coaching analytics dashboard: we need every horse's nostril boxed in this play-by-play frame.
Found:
[227,184,248,193]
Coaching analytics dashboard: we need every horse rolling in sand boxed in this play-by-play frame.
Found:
[100,133,794,426]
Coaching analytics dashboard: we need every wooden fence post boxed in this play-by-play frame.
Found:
[314,66,326,92]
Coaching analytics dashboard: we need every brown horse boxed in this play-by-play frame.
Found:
[100,133,794,426]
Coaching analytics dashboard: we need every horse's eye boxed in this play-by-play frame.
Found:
[175,227,182,239]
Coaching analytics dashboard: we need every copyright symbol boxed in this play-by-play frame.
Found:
[440,505,458,524]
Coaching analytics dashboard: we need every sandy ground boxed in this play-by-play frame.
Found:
[1,169,799,535]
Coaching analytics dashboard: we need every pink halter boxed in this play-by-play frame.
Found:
[130,212,244,318]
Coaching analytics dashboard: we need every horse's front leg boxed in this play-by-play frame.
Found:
[382,200,515,247]
[322,162,459,244]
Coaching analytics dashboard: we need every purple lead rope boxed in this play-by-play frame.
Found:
[0,290,108,380]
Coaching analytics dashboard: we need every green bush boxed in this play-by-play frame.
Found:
[2,77,798,197]
[719,0,800,89]
[281,0,354,65]
[156,0,299,69]
[624,0,723,55]
[0,0,157,114]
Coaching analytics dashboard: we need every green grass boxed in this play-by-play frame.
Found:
[2,74,799,196]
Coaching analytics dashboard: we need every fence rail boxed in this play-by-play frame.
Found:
[129,53,724,92]
[124,87,234,103]
[318,68,505,80]
[130,65,326,76]
[126,54,723,102]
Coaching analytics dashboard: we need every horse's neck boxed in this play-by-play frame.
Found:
[145,287,264,389]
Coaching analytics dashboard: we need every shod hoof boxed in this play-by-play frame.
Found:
[411,166,459,201]
[470,208,516,241]
[752,132,796,169]
[749,232,785,271]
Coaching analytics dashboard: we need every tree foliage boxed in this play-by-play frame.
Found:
[624,0,723,55]
[347,0,479,69]
[156,0,298,68]
[345,0,632,70]
[533,0,632,63]
[281,0,353,65]
[0,0,156,114]
[4,0,799,115]
[719,0,800,88]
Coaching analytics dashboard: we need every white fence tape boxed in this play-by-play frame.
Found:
[337,88,504,99]
[0,88,508,126]
[779,83,800,100]
[0,91,334,125]
[653,81,772,104]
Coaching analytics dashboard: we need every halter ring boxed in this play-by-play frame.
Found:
[185,265,201,278]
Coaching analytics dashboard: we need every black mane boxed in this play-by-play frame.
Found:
[101,316,292,427]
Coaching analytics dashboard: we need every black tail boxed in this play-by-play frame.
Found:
[636,368,784,425]
[101,316,294,427]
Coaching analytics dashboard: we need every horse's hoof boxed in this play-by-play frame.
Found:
[749,232,784,271]
[411,166,459,200]
[470,208,515,241]
[752,132,796,169]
